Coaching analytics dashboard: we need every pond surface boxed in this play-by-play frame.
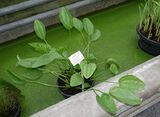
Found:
[0,1,153,117]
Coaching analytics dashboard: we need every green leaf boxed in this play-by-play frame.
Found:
[59,7,73,30]
[119,75,145,93]
[20,69,42,80]
[29,42,52,53]
[83,18,94,35]
[109,64,119,75]
[70,73,82,87]
[96,93,117,115]
[80,61,96,79]
[17,49,64,68]
[34,19,46,40]
[109,87,142,106]
[31,49,64,68]
[73,17,83,32]
[17,55,38,68]
[8,71,26,85]
[91,29,101,41]
[106,58,119,68]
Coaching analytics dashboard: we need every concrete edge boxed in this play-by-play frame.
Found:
[30,55,160,117]
[0,0,52,16]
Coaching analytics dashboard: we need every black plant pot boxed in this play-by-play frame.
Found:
[137,26,160,56]
[57,77,94,99]
[11,102,21,117]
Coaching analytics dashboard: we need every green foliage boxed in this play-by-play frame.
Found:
[139,0,160,41]
[18,68,42,80]
[109,64,119,75]
[106,58,119,75]
[119,75,145,93]
[59,7,73,30]
[80,60,96,79]
[91,29,101,41]
[96,93,117,115]
[83,18,94,35]
[73,17,83,32]
[109,87,142,105]
[29,42,52,53]
[17,49,64,68]
[34,19,46,41]
[70,73,82,87]
[8,70,26,85]
[95,75,144,114]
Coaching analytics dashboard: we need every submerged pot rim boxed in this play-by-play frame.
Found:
[14,102,21,117]
[57,76,94,98]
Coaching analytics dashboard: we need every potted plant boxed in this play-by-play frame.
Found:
[137,0,160,56]
[8,7,120,98]
[7,7,145,115]
[0,79,21,117]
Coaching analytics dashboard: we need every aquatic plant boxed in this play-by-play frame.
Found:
[139,0,160,41]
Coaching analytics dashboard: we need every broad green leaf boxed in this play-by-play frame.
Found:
[8,71,26,85]
[110,87,142,106]
[20,69,42,80]
[17,55,38,68]
[83,18,94,35]
[80,61,96,79]
[34,19,46,40]
[70,73,82,87]
[32,49,64,68]
[73,17,83,32]
[119,75,145,93]
[91,29,101,41]
[96,93,117,115]
[17,49,64,68]
[59,7,73,30]
[29,42,52,53]
[109,64,119,75]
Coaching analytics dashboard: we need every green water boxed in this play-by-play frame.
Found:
[0,1,153,116]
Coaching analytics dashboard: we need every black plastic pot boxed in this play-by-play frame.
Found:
[11,102,21,117]
[137,26,160,56]
[14,102,21,117]
[57,77,94,99]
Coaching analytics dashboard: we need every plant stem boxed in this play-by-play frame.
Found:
[90,87,106,95]
[44,39,49,45]
[27,80,65,88]
[81,73,85,92]
[50,71,69,84]
[80,31,86,46]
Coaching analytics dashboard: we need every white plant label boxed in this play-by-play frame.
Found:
[68,51,84,66]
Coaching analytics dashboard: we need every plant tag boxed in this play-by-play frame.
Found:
[68,51,84,66]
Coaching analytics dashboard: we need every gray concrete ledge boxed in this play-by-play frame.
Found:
[0,0,127,44]
[30,56,160,117]
[0,0,52,16]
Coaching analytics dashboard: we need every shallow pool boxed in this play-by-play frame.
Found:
[0,1,153,116]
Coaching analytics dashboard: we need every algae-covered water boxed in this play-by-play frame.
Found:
[0,1,153,116]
